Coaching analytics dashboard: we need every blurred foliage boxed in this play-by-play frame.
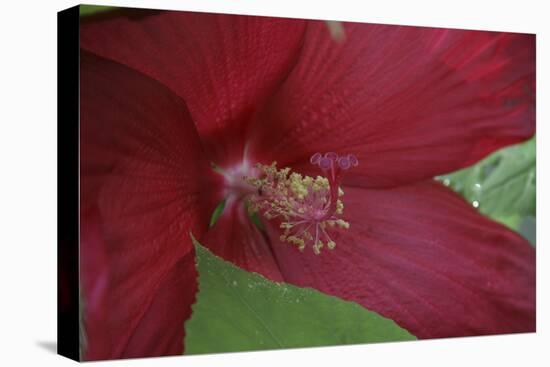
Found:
[437,136,536,245]
[79,5,117,17]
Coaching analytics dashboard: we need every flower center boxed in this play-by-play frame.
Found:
[245,152,358,254]
[217,160,258,200]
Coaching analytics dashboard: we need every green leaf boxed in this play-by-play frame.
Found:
[79,5,117,17]
[490,214,523,231]
[244,201,265,230]
[248,211,265,230]
[519,215,536,247]
[209,199,226,228]
[438,137,535,230]
[184,239,415,355]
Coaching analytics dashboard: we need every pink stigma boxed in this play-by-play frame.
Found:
[311,152,358,174]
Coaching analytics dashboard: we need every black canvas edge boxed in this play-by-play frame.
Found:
[57,4,81,362]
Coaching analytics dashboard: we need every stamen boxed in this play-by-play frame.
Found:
[244,152,358,254]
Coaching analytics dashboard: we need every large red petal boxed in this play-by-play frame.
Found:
[81,209,198,359]
[200,197,284,282]
[80,9,306,166]
[265,181,535,338]
[80,50,218,360]
[248,22,535,187]
[122,253,197,358]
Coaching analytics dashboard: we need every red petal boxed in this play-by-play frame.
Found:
[80,50,217,359]
[123,253,197,358]
[82,211,197,359]
[200,198,284,282]
[80,208,111,359]
[265,181,535,338]
[248,22,535,187]
[80,10,306,166]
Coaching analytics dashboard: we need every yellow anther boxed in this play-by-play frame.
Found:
[335,219,350,229]
[312,176,329,191]
[313,240,324,255]
[290,172,302,181]
[245,161,352,255]
[287,235,306,249]
[336,200,344,215]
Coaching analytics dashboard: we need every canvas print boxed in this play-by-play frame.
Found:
[67,4,536,361]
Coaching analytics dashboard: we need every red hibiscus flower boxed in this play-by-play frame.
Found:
[79,9,536,361]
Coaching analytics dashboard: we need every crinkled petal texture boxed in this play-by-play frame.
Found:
[200,197,284,282]
[265,181,535,338]
[80,50,218,360]
[248,22,535,187]
[80,10,306,166]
